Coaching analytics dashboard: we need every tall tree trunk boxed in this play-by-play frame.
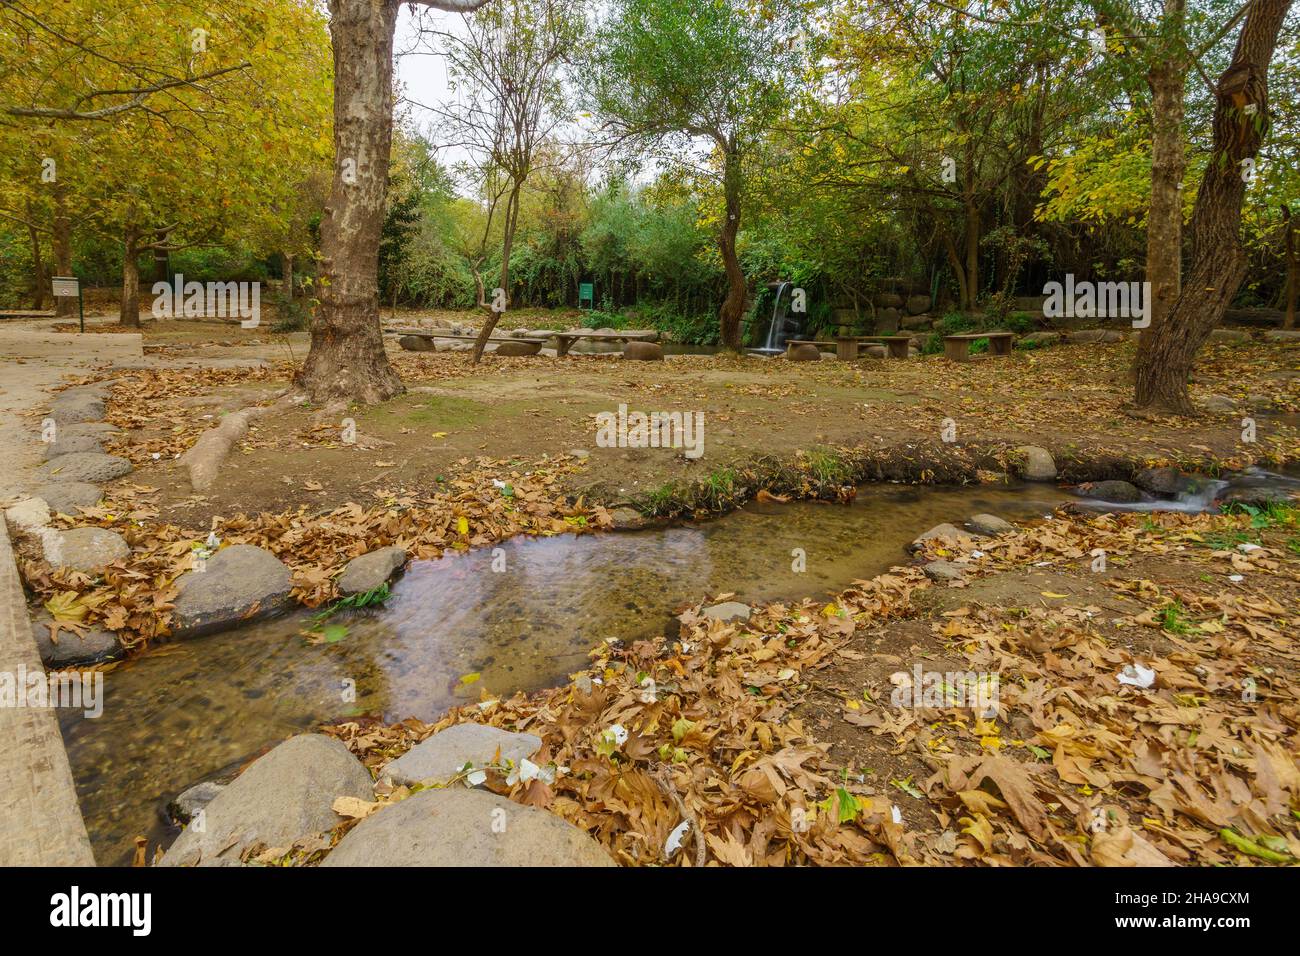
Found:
[1145,56,1186,332]
[52,186,75,318]
[962,136,979,309]
[1133,0,1292,413]
[1284,205,1296,329]
[295,0,404,405]
[471,181,522,364]
[152,229,170,284]
[283,251,295,302]
[718,148,745,351]
[120,225,141,328]
[942,234,969,311]
[963,196,979,309]
[26,202,46,311]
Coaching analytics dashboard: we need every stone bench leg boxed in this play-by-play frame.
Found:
[944,339,971,362]
[836,339,858,361]
[555,338,575,357]
[887,339,910,359]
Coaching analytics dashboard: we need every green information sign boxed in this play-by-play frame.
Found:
[578,282,594,309]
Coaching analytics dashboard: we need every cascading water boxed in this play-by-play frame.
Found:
[751,281,798,355]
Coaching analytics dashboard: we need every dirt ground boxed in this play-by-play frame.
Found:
[31,309,1300,528]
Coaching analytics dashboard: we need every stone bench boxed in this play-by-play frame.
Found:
[943,331,1015,362]
[389,330,549,355]
[550,330,660,357]
[790,335,912,360]
[850,334,913,359]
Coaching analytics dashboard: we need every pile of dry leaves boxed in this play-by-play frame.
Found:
[19,458,610,649]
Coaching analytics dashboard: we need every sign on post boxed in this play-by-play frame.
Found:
[578,282,594,310]
[52,276,84,332]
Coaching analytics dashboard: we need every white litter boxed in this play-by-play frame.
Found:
[1118,663,1156,689]
[665,820,691,857]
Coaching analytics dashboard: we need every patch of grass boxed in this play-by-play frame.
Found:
[1201,528,1257,551]
[307,583,391,630]
[380,395,488,429]
[641,481,685,517]
[1157,601,1194,635]
[696,466,741,511]
[1219,500,1296,529]
[803,447,852,486]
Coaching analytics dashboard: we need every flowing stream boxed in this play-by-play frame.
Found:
[58,471,1296,864]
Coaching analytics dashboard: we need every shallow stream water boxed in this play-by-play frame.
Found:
[59,470,1297,864]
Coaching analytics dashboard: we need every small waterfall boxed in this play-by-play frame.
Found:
[764,281,790,352]
[751,281,797,355]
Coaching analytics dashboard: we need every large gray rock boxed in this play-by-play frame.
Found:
[494,339,543,357]
[160,734,372,866]
[53,422,120,439]
[702,601,751,624]
[45,526,129,571]
[381,723,542,787]
[1133,466,1187,495]
[398,334,437,351]
[1075,480,1143,503]
[1263,330,1300,343]
[876,309,901,333]
[908,523,974,553]
[905,294,932,315]
[967,513,1013,535]
[5,497,50,534]
[337,546,407,596]
[786,343,821,362]
[170,544,293,638]
[1015,445,1057,481]
[1065,329,1126,344]
[1209,328,1250,344]
[1217,486,1294,509]
[321,788,615,867]
[1201,394,1237,414]
[42,435,103,460]
[622,341,664,361]
[923,560,966,583]
[32,482,102,514]
[609,506,644,530]
[1020,331,1061,347]
[166,781,225,825]
[36,452,131,483]
[31,616,122,667]
[48,393,105,423]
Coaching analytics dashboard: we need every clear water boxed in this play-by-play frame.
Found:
[57,470,1296,864]
[60,482,1077,864]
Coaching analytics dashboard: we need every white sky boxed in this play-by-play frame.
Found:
[393,8,462,165]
